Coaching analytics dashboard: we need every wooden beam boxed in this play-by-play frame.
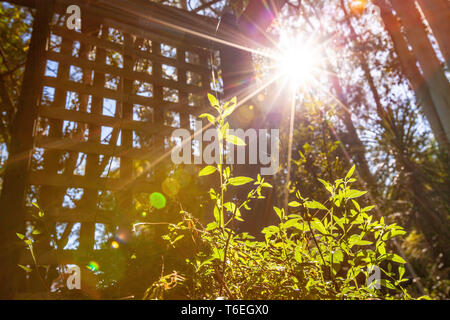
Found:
[50,26,210,74]
[39,106,173,135]
[19,249,111,265]
[25,207,119,224]
[28,171,160,193]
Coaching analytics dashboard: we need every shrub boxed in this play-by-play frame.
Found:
[148,96,415,300]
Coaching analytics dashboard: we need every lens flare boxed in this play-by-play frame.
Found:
[87,261,99,272]
[111,241,120,249]
[150,192,166,209]
[349,0,367,15]
[276,34,322,88]
[162,177,180,198]
[173,169,191,188]
[115,230,130,244]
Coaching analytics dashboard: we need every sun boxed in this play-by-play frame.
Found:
[275,34,323,89]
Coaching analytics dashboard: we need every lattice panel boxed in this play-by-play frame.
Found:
[23,4,223,263]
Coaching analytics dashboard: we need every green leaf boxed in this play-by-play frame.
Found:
[304,200,328,211]
[212,247,224,261]
[222,98,237,118]
[355,239,373,246]
[377,243,386,255]
[18,264,32,273]
[345,165,356,180]
[199,165,217,176]
[345,189,367,199]
[311,219,327,235]
[288,201,301,207]
[380,279,396,290]
[318,178,333,194]
[274,206,283,220]
[199,113,215,125]
[214,206,222,225]
[205,222,218,231]
[208,93,219,107]
[283,219,299,229]
[361,205,375,212]
[223,96,237,110]
[224,202,236,213]
[261,225,279,235]
[387,253,406,264]
[16,233,25,240]
[351,199,361,211]
[332,249,344,264]
[229,176,253,186]
[225,134,246,146]
[173,235,185,244]
[390,229,406,238]
[398,265,405,279]
[294,247,303,263]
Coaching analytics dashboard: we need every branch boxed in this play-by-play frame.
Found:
[192,0,222,13]
[0,75,16,115]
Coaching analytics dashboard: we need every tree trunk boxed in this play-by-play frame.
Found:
[339,0,388,119]
[416,0,450,66]
[375,0,449,150]
[390,0,450,144]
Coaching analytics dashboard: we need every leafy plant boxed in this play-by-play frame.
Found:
[152,96,417,300]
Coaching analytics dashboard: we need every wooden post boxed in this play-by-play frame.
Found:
[78,22,106,257]
[116,32,135,224]
[0,0,55,299]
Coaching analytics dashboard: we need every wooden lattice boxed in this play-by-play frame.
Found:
[16,0,224,265]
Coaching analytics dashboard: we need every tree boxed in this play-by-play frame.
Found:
[374,0,449,150]
[416,0,450,67]
[389,0,450,145]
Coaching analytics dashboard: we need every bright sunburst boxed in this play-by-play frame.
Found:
[275,34,323,89]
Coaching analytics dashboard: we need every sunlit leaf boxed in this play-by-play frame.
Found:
[229,176,253,186]
[387,253,406,264]
[225,134,246,146]
[318,178,333,194]
[288,201,301,207]
[345,189,367,199]
[199,165,217,176]
[208,93,219,107]
[18,264,32,273]
[345,164,356,180]
[304,200,327,210]
[199,113,215,125]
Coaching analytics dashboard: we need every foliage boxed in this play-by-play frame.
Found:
[2,0,448,299]
[149,96,416,300]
